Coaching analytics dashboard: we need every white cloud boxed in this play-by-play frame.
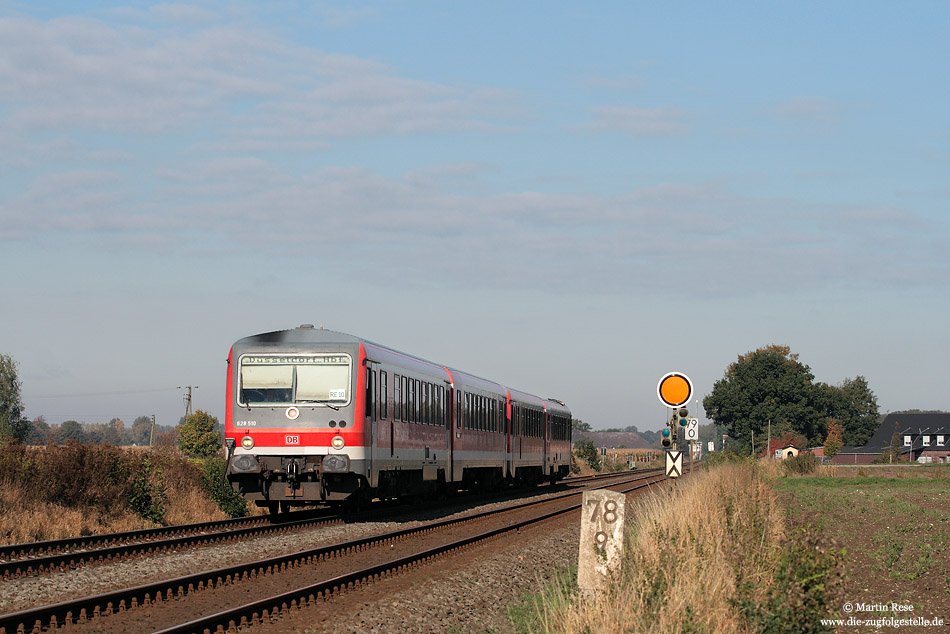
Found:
[584,105,688,136]
[774,96,845,131]
[0,14,516,143]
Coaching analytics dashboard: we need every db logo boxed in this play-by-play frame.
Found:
[285,435,300,445]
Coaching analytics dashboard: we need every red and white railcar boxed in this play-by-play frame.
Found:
[224,325,571,512]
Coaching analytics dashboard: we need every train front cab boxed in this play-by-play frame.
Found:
[224,332,371,512]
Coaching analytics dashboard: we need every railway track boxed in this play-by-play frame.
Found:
[0,470,635,580]
[0,468,672,634]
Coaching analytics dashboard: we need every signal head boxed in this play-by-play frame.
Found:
[677,408,689,426]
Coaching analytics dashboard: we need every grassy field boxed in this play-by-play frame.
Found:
[509,461,950,634]
[776,465,950,628]
[519,460,842,634]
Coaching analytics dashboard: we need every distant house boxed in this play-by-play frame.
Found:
[779,444,799,459]
[762,438,802,460]
[819,412,950,464]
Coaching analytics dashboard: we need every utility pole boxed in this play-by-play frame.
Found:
[179,385,199,421]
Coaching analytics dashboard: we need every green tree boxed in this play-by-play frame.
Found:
[572,418,591,432]
[0,354,30,443]
[57,420,86,443]
[824,419,844,460]
[131,415,153,446]
[703,345,827,446]
[835,376,880,446]
[888,422,903,463]
[30,416,51,444]
[178,409,221,458]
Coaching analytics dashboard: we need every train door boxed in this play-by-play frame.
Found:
[505,394,513,478]
[365,365,377,485]
[453,389,464,482]
[542,407,549,478]
[446,382,454,483]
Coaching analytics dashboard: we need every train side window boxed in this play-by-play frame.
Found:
[394,374,401,421]
[464,392,471,429]
[457,391,462,429]
[429,383,435,425]
[415,379,421,424]
[411,379,417,424]
[420,382,426,425]
[365,368,373,419]
[380,372,388,420]
[422,382,428,425]
[439,386,445,427]
[415,379,421,423]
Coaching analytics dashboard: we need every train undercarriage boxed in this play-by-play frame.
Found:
[229,458,571,514]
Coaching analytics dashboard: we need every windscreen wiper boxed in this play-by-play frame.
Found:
[298,400,341,411]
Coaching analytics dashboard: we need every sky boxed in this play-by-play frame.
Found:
[2,1,948,433]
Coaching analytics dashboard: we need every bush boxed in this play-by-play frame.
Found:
[128,456,167,524]
[783,452,819,476]
[178,410,222,458]
[573,439,602,471]
[201,457,248,517]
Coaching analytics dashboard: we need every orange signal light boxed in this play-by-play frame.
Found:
[657,372,693,408]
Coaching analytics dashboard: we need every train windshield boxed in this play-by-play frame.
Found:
[239,354,351,406]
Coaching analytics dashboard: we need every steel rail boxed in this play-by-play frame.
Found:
[0,514,346,580]
[0,509,331,561]
[0,468,651,580]
[156,474,671,634]
[0,470,668,634]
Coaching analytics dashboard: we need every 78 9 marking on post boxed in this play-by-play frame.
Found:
[578,489,626,592]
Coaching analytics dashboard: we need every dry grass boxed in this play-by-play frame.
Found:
[0,442,234,545]
[536,461,831,634]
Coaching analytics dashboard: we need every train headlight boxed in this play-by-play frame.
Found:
[322,454,350,473]
[330,435,345,450]
[231,454,261,473]
[241,435,255,450]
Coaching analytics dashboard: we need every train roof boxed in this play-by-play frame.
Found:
[234,325,364,347]
[233,325,569,414]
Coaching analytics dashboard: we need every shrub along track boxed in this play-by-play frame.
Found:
[0,469,668,634]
